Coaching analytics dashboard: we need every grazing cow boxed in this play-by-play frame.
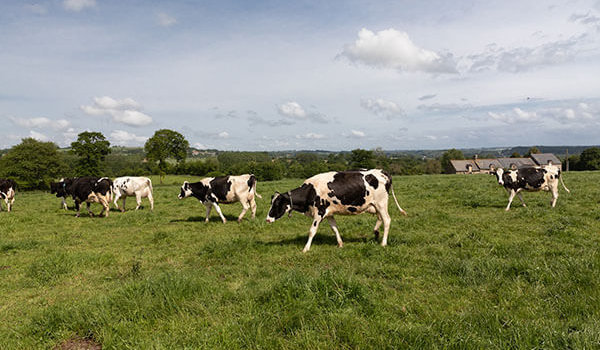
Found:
[266,169,407,252]
[178,174,261,223]
[0,179,17,212]
[56,177,113,217]
[491,163,570,211]
[50,178,75,210]
[112,176,154,212]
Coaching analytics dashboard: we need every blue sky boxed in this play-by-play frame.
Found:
[1,0,599,150]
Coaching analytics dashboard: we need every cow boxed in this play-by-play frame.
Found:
[50,178,75,210]
[178,174,261,223]
[55,177,113,217]
[490,162,570,211]
[112,176,154,212]
[0,179,17,212]
[266,169,407,252]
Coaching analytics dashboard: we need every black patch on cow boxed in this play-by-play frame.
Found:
[186,182,209,201]
[332,200,339,205]
[313,221,317,227]
[209,176,231,202]
[93,178,113,196]
[327,192,334,197]
[314,195,330,217]
[382,171,392,192]
[348,207,357,212]
[503,167,546,190]
[326,171,367,206]
[247,175,256,192]
[365,174,378,189]
[267,183,317,220]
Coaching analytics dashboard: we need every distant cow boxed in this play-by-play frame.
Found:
[0,179,17,212]
[178,174,261,223]
[56,177,113,217]
[50,178,75,210]
[113,176,154,212]
[491,163,570,211]
[266,169,407,252]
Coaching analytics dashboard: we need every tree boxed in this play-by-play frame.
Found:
[510,152,521,158]
[144,129,189,183]
[350,149,376,169]
[71,131,111,176]
[578,147,600,170]
[440,149,464,174]
[525,147,540,157]
[0,138,65,189]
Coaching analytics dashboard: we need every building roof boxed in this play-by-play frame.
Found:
[531,153,561,165]
[450,159,478,172]
[475,158,502,170]
[497,157,536,169]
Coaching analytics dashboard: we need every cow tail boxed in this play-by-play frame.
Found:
[390,187,407,216]
[147,178,153,193]
[559,172,570,193]
[250,174,262,199]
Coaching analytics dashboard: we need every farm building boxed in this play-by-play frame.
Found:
[448,153,562,174]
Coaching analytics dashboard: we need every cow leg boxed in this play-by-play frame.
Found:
[9,198,14,212]
[302,217,322,253]
[204,203,212,223]
[74,200,81,217]
[113,192,122,211]
[551,186,559,208]
[237,200,250,223]
[505,189,516,211]
[121,197,127,212]
[135,193,142,210]
[327,217,343,248]
[148,191,154,211]
[373,213,383,241]
[212,202,227,223]
[7,198,11,212]
[517,192,526,207]
[380,210,392,247]
[250,198,257,219]
[86,202,94,217]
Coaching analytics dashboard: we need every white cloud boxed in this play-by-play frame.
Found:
[489,107,539,124]
[218,131,229,138]
[157,13,177,27]
[276,101,329,123]
[81,96,152,126]
[350,130,365,138]
[63,0,96,12]
[194,143,209,149]
[10,117,70,130]
[110,130,148,145]
[296,132,325,139]
[29,130,49,142]
[360,98,405,119]
[339,28,457,73]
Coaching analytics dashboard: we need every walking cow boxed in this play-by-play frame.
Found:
[490,162,570,211]
[112,176,154,212]
[50,178,75,210]
[0,179,16,212]
[266,169,407,252]
[178,174,261,223]
[55,177,113,217]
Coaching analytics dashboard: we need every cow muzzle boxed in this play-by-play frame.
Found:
[266,217,275,223]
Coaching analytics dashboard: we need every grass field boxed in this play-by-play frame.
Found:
[1,172,599,349]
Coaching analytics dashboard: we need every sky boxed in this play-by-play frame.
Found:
[1,0,599,151]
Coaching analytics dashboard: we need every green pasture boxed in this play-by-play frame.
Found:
[1,172,599,349]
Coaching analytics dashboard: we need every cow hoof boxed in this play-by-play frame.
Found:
[222,219,227,224]
[302,248,309,253]
[338,243,344,248]
[237,219,242,223]
[120,209,125,213]
[373,230,380,240]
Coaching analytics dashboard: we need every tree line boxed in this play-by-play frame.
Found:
[1,130,599,190]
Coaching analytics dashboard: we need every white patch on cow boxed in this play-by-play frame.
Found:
[508,170,518,183]
[496,168,504,185]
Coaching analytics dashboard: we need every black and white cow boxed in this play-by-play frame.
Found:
[0,178,17,212]
[112,176,154,212]
[266,169,407,252]
[491,163,570,211]
[55,177,113,217]
[178,174,261,223]
[50,178,75,210]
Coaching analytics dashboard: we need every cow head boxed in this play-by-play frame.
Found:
[53,181,69,197]
[490,166,505,185]
[266,192,291,223]
[178,181,192,199]
[93,178,113,196]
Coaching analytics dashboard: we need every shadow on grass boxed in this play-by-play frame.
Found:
[260,233,375,247]
[170,214,240,223]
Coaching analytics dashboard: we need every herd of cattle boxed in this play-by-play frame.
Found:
[0,162,569,251]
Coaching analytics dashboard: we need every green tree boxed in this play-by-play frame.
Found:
[0,138,65,189]
[350,149,376,169]
[440,149,464,174]
[525,147,540,157]
[144,129,189,183]
[70,131,111,176]
[510,152,521,158]
[578,147,600,170]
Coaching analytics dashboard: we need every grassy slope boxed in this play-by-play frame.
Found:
[1,173,599,349]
